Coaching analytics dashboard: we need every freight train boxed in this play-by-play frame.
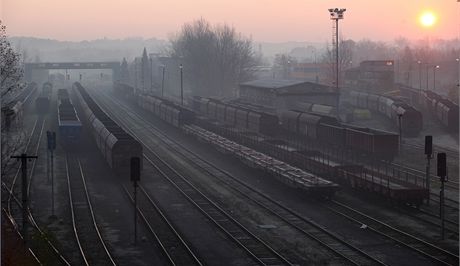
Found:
[349,91,423,137]
[280,110,399,160]
[117,84,425,204]
[398,84,458,133]
[74,82,142,176]
[137,93,195,127]
[57,89,82,143]
[194,96,399,161]
[193,96,279,136]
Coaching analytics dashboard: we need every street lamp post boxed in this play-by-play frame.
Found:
[417,60,422,105]
[328,8,346,118]
[456,58,460,89]
[160,65,165,98]
[179,64,183,106]
[150,57,153,93]
[417,60,422,91]
[397,107,404,150]
[433,65,440,91]
[426,65,429,91]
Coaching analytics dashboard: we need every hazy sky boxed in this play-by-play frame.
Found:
[2,0,459,42]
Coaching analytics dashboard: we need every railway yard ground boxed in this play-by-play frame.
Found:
[2,83,459,265]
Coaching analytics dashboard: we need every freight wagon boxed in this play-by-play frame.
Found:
[280,110,399,160]
[74,82,142,176]
[193,96,279,136]
[58,97,82,143]
[349,91,423,137]
[398,84,459,133]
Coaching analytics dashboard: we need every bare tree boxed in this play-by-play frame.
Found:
[322,39,354,86]
[1,21,23,101]
[400,46,414,85]
[273,54,296,79]
[1,20,26,180]
[170,18,259,97]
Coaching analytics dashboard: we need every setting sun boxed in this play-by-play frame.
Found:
[420,11,437,27]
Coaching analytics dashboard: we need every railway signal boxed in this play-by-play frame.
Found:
[131,157,141,245]
[436,152,447,240]
[11,153,38,244]
[424,135,432,204]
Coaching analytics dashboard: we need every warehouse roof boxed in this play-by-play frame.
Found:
[240,79,308,89]
[239,79,336,95]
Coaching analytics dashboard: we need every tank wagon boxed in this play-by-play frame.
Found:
[349,91,423,137]
[280,110,399,160]
[74,82,142,176]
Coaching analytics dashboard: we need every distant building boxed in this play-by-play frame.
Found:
[288,62,329,83]
[239,79,338,111]
[344,60,395,93]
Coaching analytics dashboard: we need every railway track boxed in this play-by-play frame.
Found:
[402,205,459,235]
[326,200,459,266]
[2,115,70,265]
[1,186,71,266]
[139,137,295,265]
[92,90,297,265]
[122,184,203,265]
[97,89,460,265]
[390,161,459,191]
[95,90,391,265]
[65,153,116,265]
[7,117,45,216]
[402,142,459,160]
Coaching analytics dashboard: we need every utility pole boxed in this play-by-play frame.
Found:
[11,153,38,244]
[150,57,153,93]
[180,64,184,106]
[47,131,56,217]
[161,65,165,98]
[417,60,422,102]
[130,157,141,245]
[424,135,432,204]
[437,152,447,240]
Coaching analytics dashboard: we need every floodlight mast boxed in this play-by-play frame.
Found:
[329,8,346,118]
